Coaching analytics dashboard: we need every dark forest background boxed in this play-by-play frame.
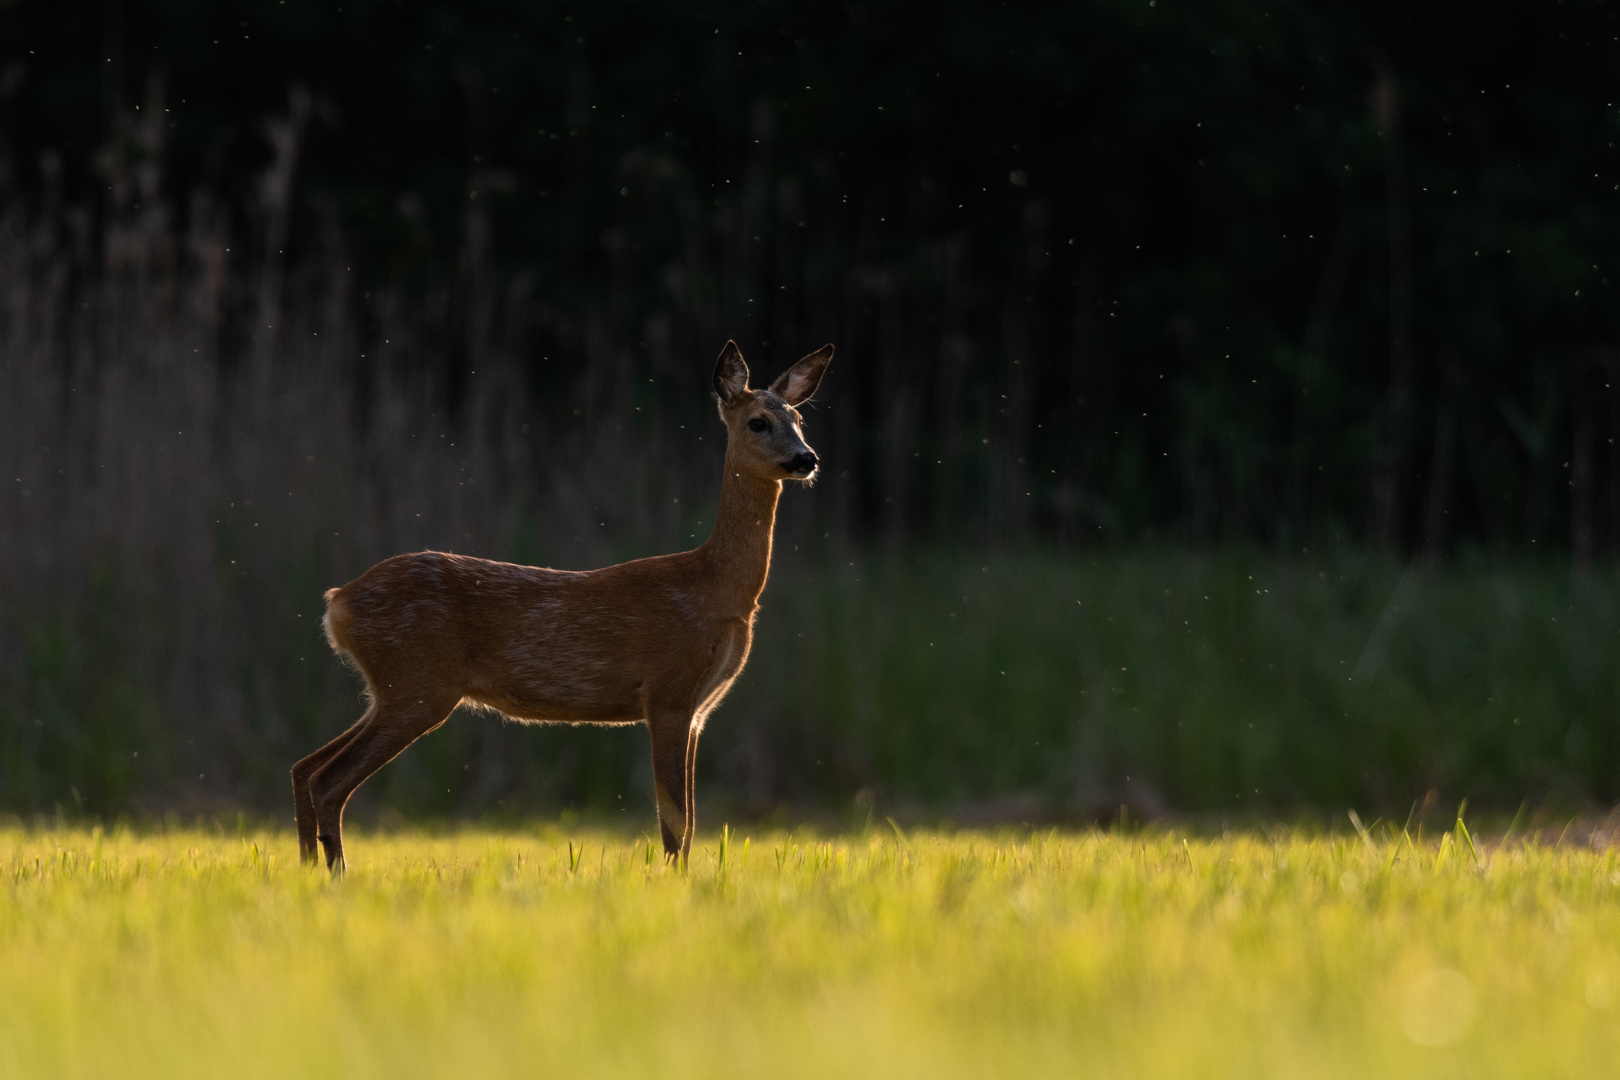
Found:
[0,0,1617,825]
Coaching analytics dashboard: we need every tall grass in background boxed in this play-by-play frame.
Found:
[2,285,1615,818]
[5,390,1616,822]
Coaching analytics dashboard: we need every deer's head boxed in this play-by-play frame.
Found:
[713,341,832,482]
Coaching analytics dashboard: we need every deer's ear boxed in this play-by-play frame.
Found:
[713,341,750,405]
[768,344,833,406]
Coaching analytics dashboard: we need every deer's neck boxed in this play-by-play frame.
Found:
[697,454,782,614]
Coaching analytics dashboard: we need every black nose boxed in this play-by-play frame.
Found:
[786,451,818,475]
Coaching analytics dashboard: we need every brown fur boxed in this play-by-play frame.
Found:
[291,341,832,872]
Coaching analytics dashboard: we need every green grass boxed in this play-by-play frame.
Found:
[5,550,1615,817]
[732,550,1620,811]
[3,823,1619,1078]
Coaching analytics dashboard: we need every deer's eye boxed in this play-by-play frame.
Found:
[747,417,772,433]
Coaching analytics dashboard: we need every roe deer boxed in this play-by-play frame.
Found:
[292,341,832,872]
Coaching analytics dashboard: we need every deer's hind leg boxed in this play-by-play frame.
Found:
[292,708,375,865]
[308,689,461,873]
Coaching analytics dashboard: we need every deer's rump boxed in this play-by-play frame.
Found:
[322,549,726,725]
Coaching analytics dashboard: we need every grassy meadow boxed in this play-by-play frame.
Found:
[3,823,1618,1078]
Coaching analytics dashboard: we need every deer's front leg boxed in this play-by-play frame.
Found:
[648,709,694,865]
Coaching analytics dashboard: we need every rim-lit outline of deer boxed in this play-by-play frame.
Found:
[292,341,832,871]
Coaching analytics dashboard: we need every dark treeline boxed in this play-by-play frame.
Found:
[3,0,1618,553]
